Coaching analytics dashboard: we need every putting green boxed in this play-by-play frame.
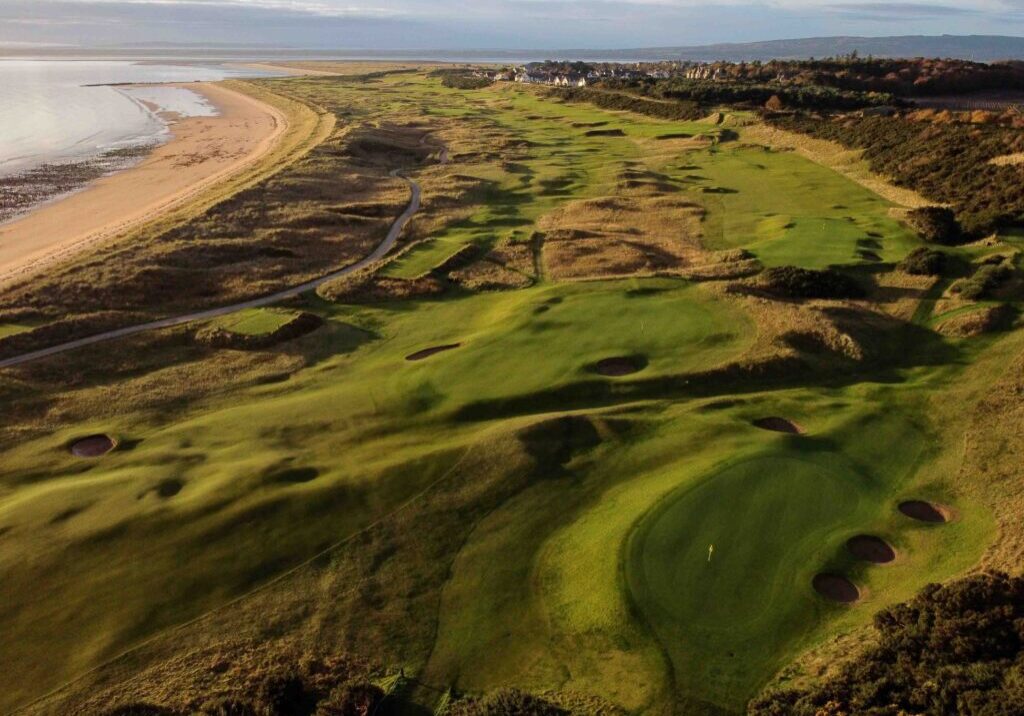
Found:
[629,453,867,710]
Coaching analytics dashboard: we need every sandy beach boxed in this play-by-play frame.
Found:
[0,82,288,286]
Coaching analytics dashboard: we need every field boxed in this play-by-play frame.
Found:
[0,69,1021,715]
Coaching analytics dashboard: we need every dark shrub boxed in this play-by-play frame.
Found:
[202,699,258,716]
[899,247,948,275]
[441,75,492,90]
[99,706,177,716]
[761,266,865,299]
[906,206,965,245]
[749,572,1024,715]
[955,263,1014,300]
[452,688,568,716]
[314,681,385,716]
[259,672,318,716]
[555,87,702,121]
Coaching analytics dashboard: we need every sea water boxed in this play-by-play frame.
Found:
[0,60,265,177]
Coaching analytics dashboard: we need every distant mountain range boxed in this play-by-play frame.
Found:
[5,35,1024,63]
[600,35,1024,63]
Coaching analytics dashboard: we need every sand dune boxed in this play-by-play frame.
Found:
[0,82,287,286]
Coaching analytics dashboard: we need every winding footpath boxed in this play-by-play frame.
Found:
[0,152,445,370]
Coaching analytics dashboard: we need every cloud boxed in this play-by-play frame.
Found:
[53,0,403,18]
[1,0,1020,49]
[825,2,981,19]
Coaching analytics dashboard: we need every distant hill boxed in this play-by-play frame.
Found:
[594,35,1024,63]
[5,35,1024,63]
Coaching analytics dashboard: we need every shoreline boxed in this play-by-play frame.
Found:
[0,143,155,226]
[0,81,288,287]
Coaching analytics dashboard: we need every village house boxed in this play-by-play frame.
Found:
[555,73,588,87]
[685,64,724,81]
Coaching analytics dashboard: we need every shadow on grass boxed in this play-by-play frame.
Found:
[452,313,960,423]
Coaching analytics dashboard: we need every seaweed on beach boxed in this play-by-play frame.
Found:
[0,144,154,224]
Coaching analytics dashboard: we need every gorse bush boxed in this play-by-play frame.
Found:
[553,87,703,121]
[450,688,569,716]
[749,572,1024,716]
[259,672,318,716]
[634,77,894,111]
[100,706,176,716]
[955,263,1015,300]
[761,266,865,299]
[899,247,948,275]
[201,700,257,716]
[440,74,493,90]
[905,206,965,245]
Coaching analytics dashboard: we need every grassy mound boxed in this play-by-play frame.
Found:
[938,304,1018,338]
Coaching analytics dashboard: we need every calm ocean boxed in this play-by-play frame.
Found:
[0,60,265,177]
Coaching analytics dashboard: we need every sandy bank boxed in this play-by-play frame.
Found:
[0,82,288,286]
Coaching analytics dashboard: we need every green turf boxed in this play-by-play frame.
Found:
[0,323,32,339]
[380,77,918,278]
[211,307,298,335]
[691,146,919,268]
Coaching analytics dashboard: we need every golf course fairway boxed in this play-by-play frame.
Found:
[0,67,1017,715]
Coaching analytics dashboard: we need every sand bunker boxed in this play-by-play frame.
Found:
[846,535,896,564]
[265,467,320,485]
[70,434,116,458]
[585,129,626,137]
[813,573,860,604]
[752,417,804,435]
[50,505,87,524]
[593,355,647,376]
[405,343,461,361]
[899,500,951,523]
[156,478,184,498]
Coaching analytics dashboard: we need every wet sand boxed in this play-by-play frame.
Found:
[0,82,287,287]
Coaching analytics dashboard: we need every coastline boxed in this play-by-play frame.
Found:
[0,81,288,287]
[0,143,155,225]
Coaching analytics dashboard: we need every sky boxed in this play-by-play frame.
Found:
[3,0,1024,50]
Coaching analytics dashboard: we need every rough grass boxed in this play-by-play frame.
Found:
[540,194,704,280]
